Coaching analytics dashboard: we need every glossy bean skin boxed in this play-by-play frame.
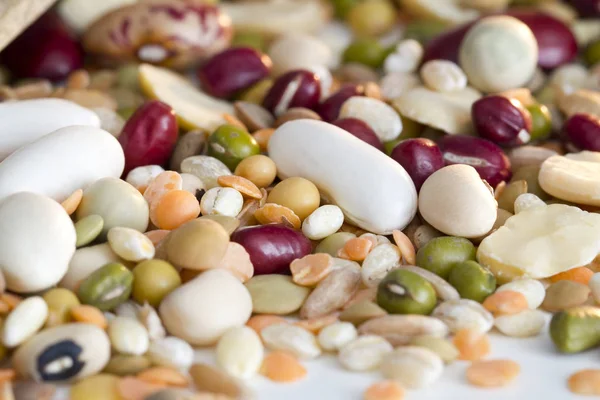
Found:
[231,224,312,275]
[332,118,384,151]
[438,135,511,188]
[197,47,272,99]
[390,139,444,191]
[262,70,321,116]
[472,96,532,147]
[563,114,600,151]
[317,84,364,122]
[118,101,178,175]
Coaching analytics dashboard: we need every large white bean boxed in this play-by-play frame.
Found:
[0,192,76,293]
[0,99,100,161]
[268,120,417,234]
[0,125,124,203]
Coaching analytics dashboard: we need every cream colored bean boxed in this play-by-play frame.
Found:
[590,273,600,304]
[302,205,345,240]
[421,60,467,92]
[137,303,166,341]
[108,317,149,356]
[539,154,600,206]
[514,193,546,214]
[358,315,449,347]
[361,244,401,287]
[496,279,546,309]
[379,72,421,101]
[384,39,423,74]
[60,243,122,292]
[432,299,494,334]
[381,347,444,389]
[268,33,334,76]
[147,336,194,370]
[317,322,358,352]
[338,335,393,372]
[494,309,547,338]
[180,173,205,195]
[261,323,321,359]
[125,165,165,192]
[107,227,155,262]
[180,155,232,189]
[3,297,48,347]
[339,97,402,142]
[216,326,264,379]
[200,187,244,217]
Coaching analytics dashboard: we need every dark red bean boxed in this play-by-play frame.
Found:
[197,47,272,99]
[565,0,600,18]
[332,118,383,151]
[472,96,532,146]
[1,11,83,81]
[390,139,444,191]
[422,12,577,70]
[263,70,321,116]
[118,100,179,175]
[438,135,511,188]
[317,84,365,122]
[563,113,600,151]
[231,224,312,275]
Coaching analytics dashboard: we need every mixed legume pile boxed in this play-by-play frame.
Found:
[0,0,599,398]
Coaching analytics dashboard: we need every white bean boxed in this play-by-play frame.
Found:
[421,60,467,92]
[384,39,423,74]
[338,335,393,371]
[494,309,547,337]
[302,205,345,240]
[147,336,194,370]
[107,227,155,262]
[200,187,244,217]
[361,244,401,287]
[108,317,149,356]
[261,323,321,359]
[3,297,48,347]
[317,322,357,351]
[216,326,264,379]
[339,97,403,142]
[381,346,444,389]
[125,165,165,191]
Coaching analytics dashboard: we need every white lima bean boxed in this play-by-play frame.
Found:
[338,335,393,372]
[317,322,358,352]
[302,205,345,240]
[148,336,195,370]
[125,165,165,191]
[496,279,546,309]
[261,323,321,359]
[107,227,155,262]
[200,187,244,217]
[0,125,124,203]
[0,98,100,161]
[432,299,494,334]
[384,39,423,74]
[361,244,401,287]
[381,346,444,389]
[216,326,264,379]
[494,309,547,338]
[3,297,48,348]
[421,60,467,92]
[268,120,417,234]
[108,317,149,356]
[339,97,403,142]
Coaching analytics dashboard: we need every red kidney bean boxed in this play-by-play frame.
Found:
[118,100,179,175]
[565,0,600,18]
[390,139,444,191]
[231,224,312,275]
[563,113,600,151]
[472,96,532,146]
[317,84,365,122]
[263,70,321,116]
[197,47,272,99]
[423,12,577,70]
[332,118,383,151]
[1,11,83,81]
[438,135,511,188]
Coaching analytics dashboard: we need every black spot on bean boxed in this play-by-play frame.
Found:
[37,339,85,381]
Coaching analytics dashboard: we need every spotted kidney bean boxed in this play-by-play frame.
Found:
[438,135,511,188]
[472,96,532,147]
[332,118,383,151]
[317,84,365,122]
[390,139,444,191]
[563,113,600,151]
[118,101,179,175]
[231,224,312,275]
[263,70,321,116]
[197,47,272,99]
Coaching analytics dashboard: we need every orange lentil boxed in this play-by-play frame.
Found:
[61,189,83,215]
[453,328,491,362]
[150,189,200,230]
[217,175,263,199]
[254,203,302,230]
[1,293,21,310]
[290,253,334,287]
[0,369,16,383]
[143,171,182,206]
[364,380,405,400]
[260,351,307,383]
[70,305,108,329]
[549,267,594,285]
[466,360,520,388]
[568,369,600,395]
[482,290,528,316]
[340,238,373,262]
[246,315,288,335]
[136,367,189,387]
[223,113,249,131]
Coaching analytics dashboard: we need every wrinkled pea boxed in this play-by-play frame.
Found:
[42,288,80,327]
[448,261,496,303]
[527,103,553,142]
[377,269,437,315]
[416,236,477,279]
[132,259,181,307]
[77,262,133,311]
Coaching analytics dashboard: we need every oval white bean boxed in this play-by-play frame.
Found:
[0,125,124,203]
[268,120,417,234]
[0,98,100,161]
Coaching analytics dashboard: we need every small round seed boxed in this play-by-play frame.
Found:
[260,351,307,383]
[569,369,600,395]
[466,359,520,388]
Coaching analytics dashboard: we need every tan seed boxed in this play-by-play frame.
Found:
[392,230,416,265]
[118,376,165,400]
[190,363,248,398]
[13,80,53,100]
[67,69,91,90]
[343,288,378,310]
[274,107,322,128]
[340,300,387,326]
[70,305,108,329]
[61,189,83,215]
[0,369,15,383]
[136,367,189,387]
[466,359,520,387]
[217,242,254,282]
[294,313,340,334]
[300,267,361,320]
[254,203,302,230]
[217,175,262,199]
[568,369,600,395]
[290,253,334,286]
[12,381,55,400]
[252,128,275,151]
[223,114,248,131]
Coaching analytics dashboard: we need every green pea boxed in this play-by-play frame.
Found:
[132,259,181,307]
[550,306,600,353]
[342,38,387,69]
[75,215,104,248]
[403,20,451,45]
[77,263,133,311]
[527,103,552,142]
[448,261,496,303]
[376,269,437,315]
[207,124,261,170]
[416,236,477,279]
[346,0,397,37]
[43,288,81,327]
[331,0,359,19]
[231,32,267,52]
[237,79,273,104]
[585,39,600,66]
[314,232,356,256]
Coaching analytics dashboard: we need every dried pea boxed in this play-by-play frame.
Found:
[77,263,133,311]
[132,260,181,307]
